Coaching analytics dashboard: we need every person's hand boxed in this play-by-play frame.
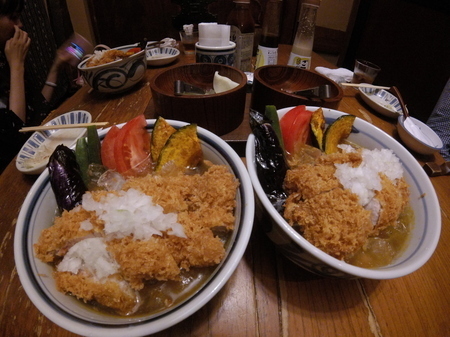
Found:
[4,25,31,71]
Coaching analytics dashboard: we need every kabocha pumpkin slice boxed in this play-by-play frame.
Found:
[323,115,356,154]
[151,117,176,162]
[310,108,326,151]
[155,124,203,173]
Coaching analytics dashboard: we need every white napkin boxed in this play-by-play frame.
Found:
[198,23,230,47]
[159,38,177,48]
[315,66,353,83]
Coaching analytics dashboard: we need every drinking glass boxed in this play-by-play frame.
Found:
[351,59,381,84]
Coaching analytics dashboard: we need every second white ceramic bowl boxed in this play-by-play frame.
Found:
[246,106,441,279]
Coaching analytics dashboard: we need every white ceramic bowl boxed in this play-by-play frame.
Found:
[358,88,403,118]
[146,46,180,66]
[246,106,441,279]
[397,115,443,155]
[14,119,254,336]
[78,44,146,94]
[16,110,91,175]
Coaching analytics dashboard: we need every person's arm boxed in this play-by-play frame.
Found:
[41,49,67,102]
[4,25,30,123]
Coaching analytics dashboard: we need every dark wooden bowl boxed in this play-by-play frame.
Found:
[251,65,343,113]
[150,64,247,136]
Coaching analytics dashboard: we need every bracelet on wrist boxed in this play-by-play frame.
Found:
[45,81,57,88]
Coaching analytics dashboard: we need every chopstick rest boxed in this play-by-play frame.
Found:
[423,162,450,177]
[19,122,109,133]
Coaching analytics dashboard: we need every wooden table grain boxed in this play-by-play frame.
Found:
[1,45,449,337]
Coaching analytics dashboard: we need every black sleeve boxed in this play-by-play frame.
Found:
[0,108,29,172]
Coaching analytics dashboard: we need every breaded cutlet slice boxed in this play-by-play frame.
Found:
[373,174,410,234]
[284,151,362,201]
[123,165,239,230]
[284,164,340,200]
[107,223,227,290]
[34,207,104,263]
[284,188,373,260]
[54,271,139,315]
[106,236,181,290]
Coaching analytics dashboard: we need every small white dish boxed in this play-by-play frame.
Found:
[358,87,402,118]
[146,47,180,66]
[16,110,91,175]
[397,115,443,155]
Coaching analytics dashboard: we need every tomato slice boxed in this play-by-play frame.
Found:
[101,125,120,170]
[127,47,141,54]
[113,115,151,175]
[280,105,314,154]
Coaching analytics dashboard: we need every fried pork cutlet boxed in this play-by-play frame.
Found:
[284,188,373,259]
[34,164,239,315]
[283,150,409,260]
[54,271,140,315]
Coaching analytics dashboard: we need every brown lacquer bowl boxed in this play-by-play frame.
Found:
[251,65,343,113]
[150,63,247,136]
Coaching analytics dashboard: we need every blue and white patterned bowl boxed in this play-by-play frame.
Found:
[14,119,254,336]
[195,42,236,66]
[78,44,146,94]
[246,106,441,279]
[358,88,403,118]
[146,46,180,66]
[16,110,92,175]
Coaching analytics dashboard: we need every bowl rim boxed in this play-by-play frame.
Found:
[146,46,180,58]
[358,87,403,118]
[246,106,441,279]
[14,119,255,336]
[78,43,146,70]
[253,65,344,103]
[149,63,247,98]
[397,115,443,150]
[15,110,92,175]
[195,41,236,51]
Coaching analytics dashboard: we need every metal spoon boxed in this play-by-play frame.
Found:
[282,84,332,99]
[174,80,208,96]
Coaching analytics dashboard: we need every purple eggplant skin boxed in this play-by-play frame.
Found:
[250,110,288,213]
[48,144,87,212]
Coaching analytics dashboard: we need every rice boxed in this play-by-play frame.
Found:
[334,145,404,206]
[82,188,186,240]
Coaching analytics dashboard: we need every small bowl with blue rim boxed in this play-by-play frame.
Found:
[146,46,180,66]
[16,110,92,175]
[358,87,403,118]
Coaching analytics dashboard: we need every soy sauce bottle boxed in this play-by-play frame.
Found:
[227,0,255,72]
[255,0,283,69]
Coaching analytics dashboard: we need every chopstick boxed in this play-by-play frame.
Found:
[19,122,109,133]
[340,83,391,90]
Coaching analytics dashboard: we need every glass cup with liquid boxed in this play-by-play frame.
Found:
[179,30,199,55]
[351,59,381,84]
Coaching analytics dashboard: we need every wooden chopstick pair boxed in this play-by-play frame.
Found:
[19,122,109,133]
[340,83,391,90]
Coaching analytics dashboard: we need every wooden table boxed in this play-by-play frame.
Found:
[1,45,449,337]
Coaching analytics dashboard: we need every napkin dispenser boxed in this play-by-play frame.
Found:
[196,23,236,66]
